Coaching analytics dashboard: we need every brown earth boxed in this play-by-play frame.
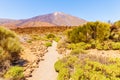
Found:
[27,41,62,80]
[20,40,48,79]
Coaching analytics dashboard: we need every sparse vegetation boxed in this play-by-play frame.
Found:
[55,53,120,80]
[56,21,120,51]
[0,27,21,58]
[55,21,120,80]
[45,42,52,47]
[1,20,120,80]
[4,66,24,80]
[0,27,22,79]
[66,21,110,43]
[46,33,56,39]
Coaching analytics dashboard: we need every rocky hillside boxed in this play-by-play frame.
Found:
[26,12,87,26]
[0,12,87,28]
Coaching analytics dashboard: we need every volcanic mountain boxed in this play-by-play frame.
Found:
[0,12,87,28]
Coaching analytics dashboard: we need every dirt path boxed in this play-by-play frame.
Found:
[27,41,62,80]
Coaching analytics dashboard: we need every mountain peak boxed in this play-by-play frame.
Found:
[0,12,87,28]
[53,12,64,16]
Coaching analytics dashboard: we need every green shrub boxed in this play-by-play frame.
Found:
[54,37,60,42]
[71,68,83,80]
[31,34,41,41]
[4,37,21,53]
[0,47,11,64]
[0,27,21,62]
[27,39,32,43]
[70,49,87,55]
[54,60,66,72]
[96,42,103,50]
[103,44,110,50]
[114,20,120,28]
[66,21,110,43]
[4,66,24,80]
[57,68,70,80]
[89,39,96,48]
[46,33,55,39]
[67,42,91,50]
[0,27,16,39]
[45,42,52,47]
[84,43,91,49]
[67,43,76,50]
[66,55,78,67]
[55,54,120,80]
[111,42,120,50]
[76,42,86,48]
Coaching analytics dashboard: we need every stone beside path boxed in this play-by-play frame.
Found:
[27,41,62,80]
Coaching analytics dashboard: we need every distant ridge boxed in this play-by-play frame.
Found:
[0,12,87,28]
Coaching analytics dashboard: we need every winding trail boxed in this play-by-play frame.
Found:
[28,41,62,80]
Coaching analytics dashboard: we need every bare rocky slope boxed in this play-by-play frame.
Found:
[0,12,87,28]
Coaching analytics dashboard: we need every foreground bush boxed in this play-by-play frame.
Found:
[111,42,120,50]
[4,66,24,80]
[0,27,21,54]
[0,27,21,76]
[55,53,120,80]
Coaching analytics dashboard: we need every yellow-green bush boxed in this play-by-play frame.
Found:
[0,27,21,61]
[67,42,91,50]
[55,53,120,80]
[54,59,66,72]
[70,49,87,55]
[45,42,52,47]
[46,33,55,39]
[57,68,70,80]
[66,21,110,43]
[4,66,24,80]
[114,20,120,28]
[111,42,120,50]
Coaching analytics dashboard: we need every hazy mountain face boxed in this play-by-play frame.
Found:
[0,12,87,28]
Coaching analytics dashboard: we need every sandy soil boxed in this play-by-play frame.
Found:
[27,41,62,80]
[88,49,120,58]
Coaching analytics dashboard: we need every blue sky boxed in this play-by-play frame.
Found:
[0,0,120,22]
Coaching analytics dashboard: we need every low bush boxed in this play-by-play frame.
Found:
[111,42,120,50]
[0,50,10,63]
[4,66,24,80]
[54,37,60,42]
[0,27,22,77]
[71,67,83,80]
[45,42,52,47]
[31,34,41,41]
[70,49,87,55]
[0,27,21,61]
[67,43,76,50]
[54,60,66,72]
[46,33,55,39]
[67,42,91,50]
[57,68,70,80]
[96,42,103,50]
[103,43,110,50]
[55,54,120,80]
[66,21,110,43]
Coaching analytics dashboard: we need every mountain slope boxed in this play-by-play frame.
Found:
[26,12,87,26]
[0,12,87,28]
